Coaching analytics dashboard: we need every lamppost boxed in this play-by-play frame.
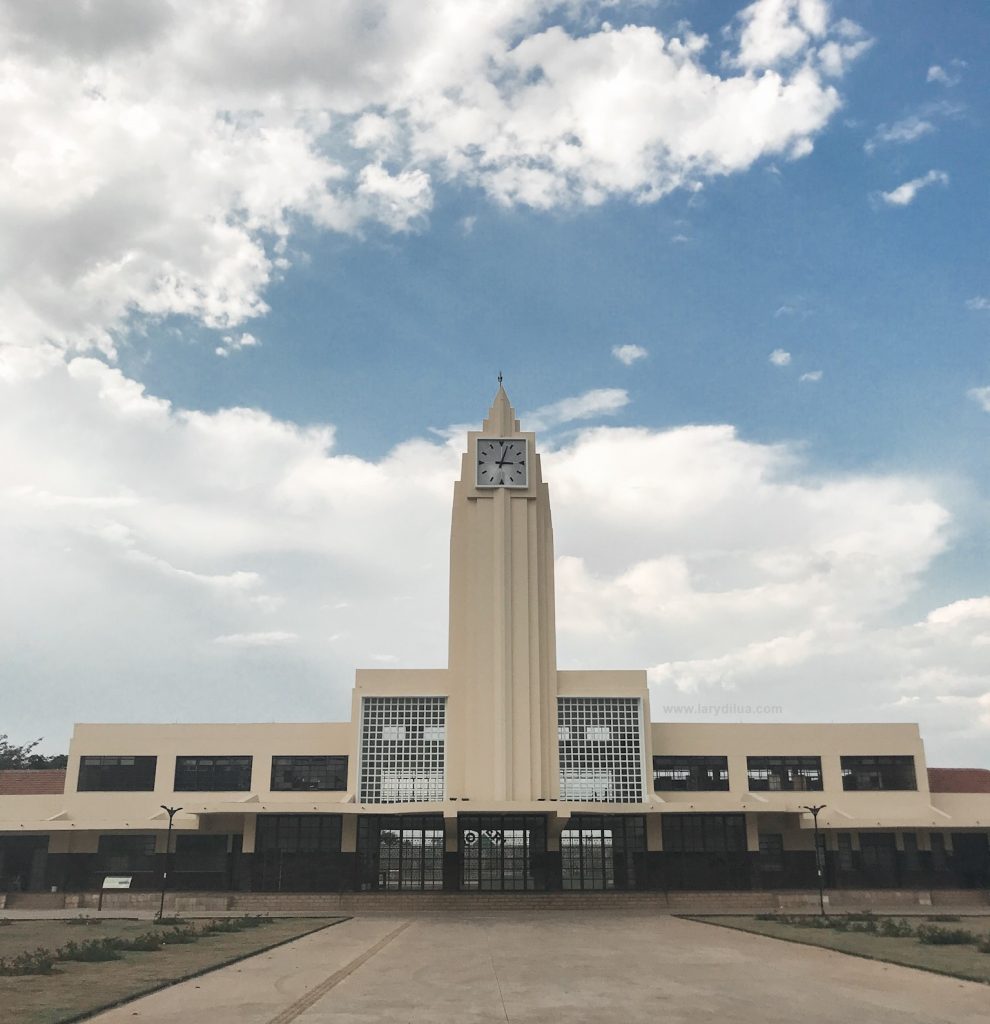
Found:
[801,804,827,916]
[157,805,182,921]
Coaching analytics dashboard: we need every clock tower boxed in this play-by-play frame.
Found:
[446,384,560,803]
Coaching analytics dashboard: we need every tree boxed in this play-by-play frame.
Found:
[0,735,68,770]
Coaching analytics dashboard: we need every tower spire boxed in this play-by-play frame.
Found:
[483,379,520,435]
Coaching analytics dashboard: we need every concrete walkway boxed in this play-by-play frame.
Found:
[88,912,989,1024]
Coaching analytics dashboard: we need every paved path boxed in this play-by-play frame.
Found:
[88,912,989,1024]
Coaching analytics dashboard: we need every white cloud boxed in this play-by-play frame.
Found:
[769,348,791,366]
[215,631,298,647]
[927,62,965,87]
[799,370,822,382]
[965,296,990,311]
[864,115,934,154]
[2,355,988,763]
[215,332,261,358]
[879,169,949,207]
[525,388,630,432]
[967,386,990,413]
[612,344,648,366]
[0,0,868,356]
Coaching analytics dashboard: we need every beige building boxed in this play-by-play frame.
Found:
[2,387,989,895]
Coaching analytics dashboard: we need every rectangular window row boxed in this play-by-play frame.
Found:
[77,755,349,792]
[653,755,917,792]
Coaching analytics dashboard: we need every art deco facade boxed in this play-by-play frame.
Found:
[2,388,989,895]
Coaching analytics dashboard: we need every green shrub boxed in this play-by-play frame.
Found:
[916,925,976,946]
[232,915,269,928]
[0,918,13,927]
[846,911,876,922]
[57,938,122,962]
[200,919,243,934]
[976,935,990,954]
[154,916,188,926]
[0,947,57,975]
[161,926,199,944]
[878,918,914,938]
[925,914,961,922]
[117,931,164,952]
[66,918,104,926]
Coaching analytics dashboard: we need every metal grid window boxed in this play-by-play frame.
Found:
[561,815,645,891]
[359,697,446,804]
[357,815,445,891]
[97,834,157,872]
[255,814,342,853]
[662,813,746,853]
[746,756,823,792]
[557,697,644,803]
[460,814,546,891]
[653,755,729,792]
[271,756,348,792]
[840,755,917,791]
[174,756,252,792]
[78,756,157,792]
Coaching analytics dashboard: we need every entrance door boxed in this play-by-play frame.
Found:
[459,815,547,891]
[0,836,49,892]
[951,833,990,888]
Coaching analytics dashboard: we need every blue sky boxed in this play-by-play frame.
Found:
[1,0,988,765]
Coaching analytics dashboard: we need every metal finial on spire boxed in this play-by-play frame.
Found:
[497,371,503,386]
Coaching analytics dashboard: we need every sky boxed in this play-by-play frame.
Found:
[1,0,988,767]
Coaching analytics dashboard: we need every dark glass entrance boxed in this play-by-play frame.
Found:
[357,815,445,890]
[561,815,645,890]
[253,814,344,891]
[0,836,49,892]
[459,815,547,891]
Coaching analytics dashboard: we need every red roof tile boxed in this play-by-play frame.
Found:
[928,767,990,794]
[0,769,67,795]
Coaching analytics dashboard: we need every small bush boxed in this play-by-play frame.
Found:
[0,918,13,927]
[117,931,164,952]
[0,947,57,975]
[916,925,976,946]
[232,915,269,928]
[66,918,104,927]
[878,918,914,938]
[976,935,990,954]
[57,938,122,962]
[846,911,876,922]
[161,926,199,945]
[925,914,961,923]
[154,916,188,926]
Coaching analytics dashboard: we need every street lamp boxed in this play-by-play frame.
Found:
[157,805,182,921]
[801,804,827,916]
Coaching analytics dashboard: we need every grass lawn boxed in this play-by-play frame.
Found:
[688,915,990,986]
[0,916,347,1024]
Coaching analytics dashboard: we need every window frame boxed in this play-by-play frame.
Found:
[746,756,823,792]
[173,755,253,792]
[270,755,348,792]
[78,755,157,792]
[840,755,917,791]
[652,755,729,792]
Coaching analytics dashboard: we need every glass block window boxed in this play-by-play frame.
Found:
[78,756,157,792]
[271,756,348,792]
[174,756,252,792]
[359,696,446,804]
[840,755,917,791]
[653,755,729,792]
[557,697,644,803]
[746,756,823,792]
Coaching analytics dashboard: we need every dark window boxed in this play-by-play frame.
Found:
[758,833,784,870]
[255,815,342,853]
[662,814,746,853]
[78,756,157,792]
[561,815,646,891]
[746,756,822,792]
[840,755,916,791]
[97,834,157,873]
[174,756,252,792]
[653,756,729,792]
[837,833,854,871]
[271,756,348,792]
[173,834,230,873]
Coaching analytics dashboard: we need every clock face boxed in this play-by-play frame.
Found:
[477,438,528,487]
